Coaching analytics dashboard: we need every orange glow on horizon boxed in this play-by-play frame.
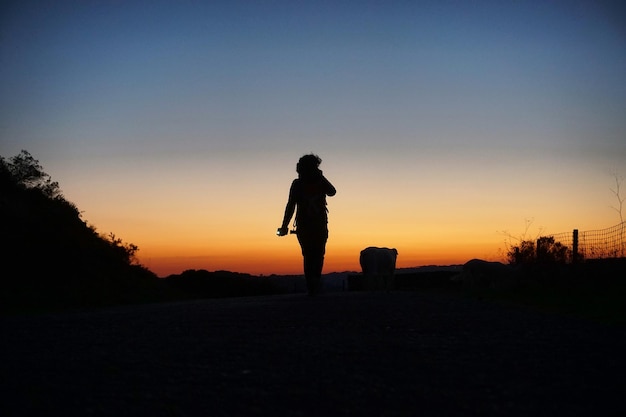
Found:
[138,240,504,277]
[78,152,616,279]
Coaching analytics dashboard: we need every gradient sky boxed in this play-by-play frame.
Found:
[2,0,625,276]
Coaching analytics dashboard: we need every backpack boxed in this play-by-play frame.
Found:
[295,179,328,227]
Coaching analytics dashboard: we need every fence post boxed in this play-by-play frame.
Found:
[536,238,545,263]
[572,229,579,263]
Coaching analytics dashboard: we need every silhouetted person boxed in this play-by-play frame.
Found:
[277,154,336,295]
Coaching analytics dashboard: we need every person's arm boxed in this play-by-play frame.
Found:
[322,174,336,197]
[277,181,297,236]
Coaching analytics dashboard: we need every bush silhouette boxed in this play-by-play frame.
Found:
[507,236,572,266]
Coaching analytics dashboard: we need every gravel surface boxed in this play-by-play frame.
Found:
[1,291,624,416]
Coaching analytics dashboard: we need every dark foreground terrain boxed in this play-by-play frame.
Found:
[1,291,624,417]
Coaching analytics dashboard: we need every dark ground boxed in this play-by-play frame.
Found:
[1,291,624,417]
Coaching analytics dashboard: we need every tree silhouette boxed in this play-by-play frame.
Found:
[609,170,624,224]
[2,150,62,199]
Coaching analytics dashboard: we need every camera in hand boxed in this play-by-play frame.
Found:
[276,227,297,236]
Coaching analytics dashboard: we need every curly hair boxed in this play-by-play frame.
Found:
[296,153,322,178]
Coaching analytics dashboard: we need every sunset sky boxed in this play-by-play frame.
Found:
[2,0,625,276]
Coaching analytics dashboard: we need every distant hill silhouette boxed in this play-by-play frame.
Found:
[163,269,281,299]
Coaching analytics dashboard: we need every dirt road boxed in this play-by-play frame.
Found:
[1,291,624,416]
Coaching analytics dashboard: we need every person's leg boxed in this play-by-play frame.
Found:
[302,251,318,294]
[297,227,328,295]
[297,233,311,293]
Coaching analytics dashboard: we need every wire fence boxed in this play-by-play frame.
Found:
[579,221,626,259]
[540,221,626,261]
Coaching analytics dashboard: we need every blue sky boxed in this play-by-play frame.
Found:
[4,1,624,157]
[2,0,625,274]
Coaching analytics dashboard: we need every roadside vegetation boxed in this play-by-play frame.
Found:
[456,239,626,325]
[0,150,282,315]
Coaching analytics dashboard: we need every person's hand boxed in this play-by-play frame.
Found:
[276,227,288,236]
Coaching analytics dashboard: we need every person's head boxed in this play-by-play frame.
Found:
[296,153,322,178]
